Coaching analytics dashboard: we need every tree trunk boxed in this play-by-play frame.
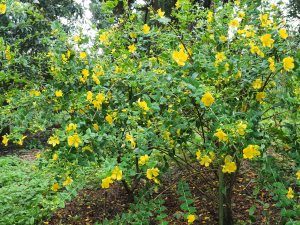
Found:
[218,167,234,225]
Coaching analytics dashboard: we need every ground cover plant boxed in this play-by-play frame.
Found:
[0,0,299,224]
[0,155,99,225]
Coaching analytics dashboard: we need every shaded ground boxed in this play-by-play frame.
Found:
[46,165,280,225]
[0,146,40,161]
[47,185,130,225]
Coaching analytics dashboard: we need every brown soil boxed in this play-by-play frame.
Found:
[45,166,280,225]
[46,184,131,225]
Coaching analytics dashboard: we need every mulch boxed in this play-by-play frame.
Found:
[45,164,281,225]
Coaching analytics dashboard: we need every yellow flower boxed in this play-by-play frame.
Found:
[219,35,227,42]
[63,176,73,186]
[29,90,41,97]
[207,11,213,23]
[73,35,81,42]
[196,150,201,160]
[52,183,60,192]
[92,93,105,110]
[61,54,68,63]
[87,91,93,102]
[209,151,215,160]
[214,129,228,142]
[92,74,100,85]
[235,70,242,79]
[79,76,86,83]
[48,135,60,147]
[286,187,294,199]
[238,11,245,19]
[0,3,6,14]
[296,170,300,180]
[125,133,136,149]
[128,44,136,53]
[115,66,123,74]
[101,176,113,188]
[229,18,239,28]
[79,52,87,60]
[137,99,150,111]
[129,32,137,39]
[268,57,276,72]
[55,90,63,97]
[236,121,247,136]
[105,114,114,125]
[260,14,272,27]
[157,8,165,18]
[52,153,58,161]
[93,123,99,131]
[249,43,264,57]
[222,158,237,173]
[243,145,260,159]
[111,166,123,181]
[279,28,288,39]
[138,155,149,166]
[201,92,215,107]
[172,48,189,66]
[256,92,266,103]
[5,47,12,60]
[82,69,89,77]
[142,24,150,34]
[99,32,109,44]
[67,133,82,148]
[66,123,77,132]
[17,135,27,146]
[36,153,41,159]
[283,57,294,71]
[82,146,93,152]
[2,135,9,146]
[200,155,212,167]
[215,52,226,63]
[260,34,274,48]
[187,214,196,224]
[252,79,263,89]
[146,168,160,183]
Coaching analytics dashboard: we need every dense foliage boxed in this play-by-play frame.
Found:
[0,156,96,225]
[0,0,299,224]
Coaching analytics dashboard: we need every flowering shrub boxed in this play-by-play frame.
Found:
[1,0,299,223]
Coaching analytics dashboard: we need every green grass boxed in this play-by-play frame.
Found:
[0,156,95,225]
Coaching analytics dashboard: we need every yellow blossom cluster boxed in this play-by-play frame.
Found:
[249,42,264,57]
[66,123,77,132]
[236,121,247,136]
[201,92,215,107]
[243,145,260,159]
[222,155,237,173]
[67,133,81,148]
[126,133,136,149]
[172,45,189,66]
[48,135,60,147]
[2,135,9,146]
[0,3,6,14]
[196,150,215,167]
[214,129,228,142]
[102,166,123,188]
[138,155,150,166]
[137,99,150,111]
[146,167,160,184]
